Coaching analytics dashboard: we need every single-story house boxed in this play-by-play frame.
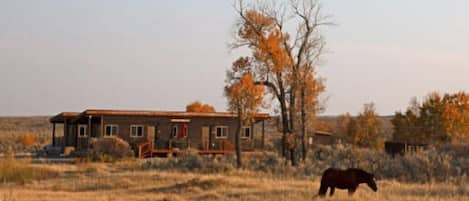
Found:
[49,109,270,157]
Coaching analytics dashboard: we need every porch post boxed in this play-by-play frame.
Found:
[52,123,56,146]
[261,120,265,150]
[64,119,68,146]
[251,123,255,149]
[88,115,92,148]
[74,120,78,147]
[100,116,104,138]
[88,116,92,137]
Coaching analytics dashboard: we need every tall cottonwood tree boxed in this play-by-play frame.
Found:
[225,67,265,167]
[231,0,330,165]
[297,67,325,161]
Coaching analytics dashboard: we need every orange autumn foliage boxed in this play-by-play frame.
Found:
[225,73,265,124]
[18,132,37,146]
[185,101,216,113]
[393,91,469,143]
[239,10,292,74]
[233,1,330,163]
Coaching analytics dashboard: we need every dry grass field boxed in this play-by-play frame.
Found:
[0,117,54,154]
[1,117,468,201]
[0,160,468,201]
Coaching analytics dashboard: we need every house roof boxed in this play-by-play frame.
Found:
[50,109,270,123]
[49,112,80,123]
[313,131,333,136]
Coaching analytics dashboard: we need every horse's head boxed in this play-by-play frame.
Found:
[355,169,378,192]
[366,173,378,192]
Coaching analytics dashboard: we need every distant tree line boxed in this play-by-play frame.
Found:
[335,103,383,149]
[392,91,469,144]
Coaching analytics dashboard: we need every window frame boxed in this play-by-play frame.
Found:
[77,125,87,138]
[215,126,229,139]
[104,124,118,137]
[130,125,144,138]
[241,126,251,139]
[171,125,178,138]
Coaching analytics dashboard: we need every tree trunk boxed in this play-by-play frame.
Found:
[290,147,296,166]
[289,87,296,135]
[279,98,289,158]
[300,83,307,161]
[235,108,243,168]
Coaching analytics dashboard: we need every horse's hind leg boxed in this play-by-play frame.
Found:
[329,187,335,196]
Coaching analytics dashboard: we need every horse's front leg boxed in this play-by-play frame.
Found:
[329,187,335,196]
[348,186,357,196]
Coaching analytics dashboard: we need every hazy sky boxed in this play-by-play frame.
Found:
[1,1,468,116]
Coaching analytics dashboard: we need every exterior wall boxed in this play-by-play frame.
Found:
[153,116,253,150]
[313,134,334,145]
[61,115,258,152]
[102,115,155,146]
[307,133,335,147]
[75,124,101,149]
[64,122,76,147]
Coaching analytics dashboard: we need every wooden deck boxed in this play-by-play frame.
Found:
[140,149,234,158]
[137,141,234,158]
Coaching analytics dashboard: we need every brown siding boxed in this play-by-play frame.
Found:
[62,115,258,151]
[102,116,156,146]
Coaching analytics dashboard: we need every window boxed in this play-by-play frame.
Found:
[78,125,87,137]
[241,127,251,138]
[130,125,144,138]
[171,125,178,138]
[104,124,118,137]
[215,126,228,139]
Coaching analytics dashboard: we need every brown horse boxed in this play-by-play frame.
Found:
[317,168,377,197]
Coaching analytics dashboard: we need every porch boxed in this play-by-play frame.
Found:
[137,140,236,158]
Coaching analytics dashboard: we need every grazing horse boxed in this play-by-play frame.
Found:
[317,168,377,197]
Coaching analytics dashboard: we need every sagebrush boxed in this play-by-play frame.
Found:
[142,143,469,183]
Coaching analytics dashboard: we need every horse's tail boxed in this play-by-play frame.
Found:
[313,185,327,200]
[318,182,328,196]
[317,169,330,197]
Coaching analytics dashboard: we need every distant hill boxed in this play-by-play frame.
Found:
[0,115,395,134]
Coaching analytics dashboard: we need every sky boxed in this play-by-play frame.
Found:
[1,0,468,116]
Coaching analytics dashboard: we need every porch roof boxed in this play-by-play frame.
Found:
[49,112,80,123]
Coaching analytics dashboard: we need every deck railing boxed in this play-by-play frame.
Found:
[137,139,240,158]
[137,141,154,158]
